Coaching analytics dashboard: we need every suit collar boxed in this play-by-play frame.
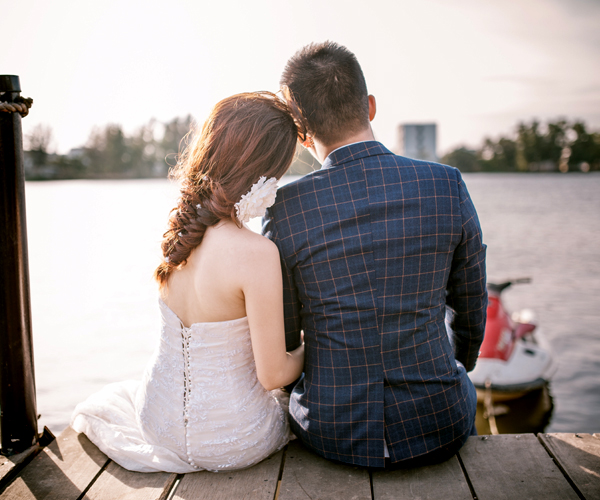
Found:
[320,141,393,170]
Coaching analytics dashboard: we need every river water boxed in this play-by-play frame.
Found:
[23,173,600,434]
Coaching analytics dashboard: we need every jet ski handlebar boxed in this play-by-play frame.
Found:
[487,277,531,294]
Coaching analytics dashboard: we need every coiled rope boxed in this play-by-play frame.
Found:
[0,96,33,117]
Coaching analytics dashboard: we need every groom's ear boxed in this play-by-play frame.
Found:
[368,95,376,122]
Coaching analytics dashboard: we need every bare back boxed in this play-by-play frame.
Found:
[161,219,271,326]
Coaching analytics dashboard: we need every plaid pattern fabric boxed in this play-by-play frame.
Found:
[262,142,487,467]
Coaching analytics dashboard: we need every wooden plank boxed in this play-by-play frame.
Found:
[278,440,371,500]
[458,434,579,500]
[539,433,600,500]
[82,461,177,500]
[0,426,109,500]
[171,449,284,500]
[372,455,473,500]
[0,444,40,485]
[0,426,55,489]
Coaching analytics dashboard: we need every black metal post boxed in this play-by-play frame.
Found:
[0,75,38,455]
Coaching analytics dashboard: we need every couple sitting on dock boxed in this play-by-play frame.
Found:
[72,41,487,473]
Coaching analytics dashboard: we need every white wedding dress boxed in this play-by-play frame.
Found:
[71,298,291,473]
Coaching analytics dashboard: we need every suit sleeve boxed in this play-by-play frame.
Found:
[446,171,487,371]
[262,207,303,351]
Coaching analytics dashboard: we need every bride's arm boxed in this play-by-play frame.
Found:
[242,236,305,391]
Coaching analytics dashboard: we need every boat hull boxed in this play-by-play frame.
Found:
[469,333,556,402]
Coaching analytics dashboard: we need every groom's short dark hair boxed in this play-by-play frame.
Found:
[280,41,370,147]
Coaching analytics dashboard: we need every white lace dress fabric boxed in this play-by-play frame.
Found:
[71,298,291,473]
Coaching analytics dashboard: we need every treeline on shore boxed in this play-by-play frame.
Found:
[23,117,318,181]
[441,119,600,173]
[23,118,599,181]
[25,117,192,180]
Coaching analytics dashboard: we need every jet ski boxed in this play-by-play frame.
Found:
[468,279,557,402]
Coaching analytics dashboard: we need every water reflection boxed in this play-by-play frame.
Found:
[476,383,554,435]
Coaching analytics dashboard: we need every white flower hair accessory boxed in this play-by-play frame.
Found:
[234,176,278,223]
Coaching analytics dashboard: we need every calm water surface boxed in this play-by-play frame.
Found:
[24,173,600,434]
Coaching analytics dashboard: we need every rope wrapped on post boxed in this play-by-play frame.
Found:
[0,96,33,117]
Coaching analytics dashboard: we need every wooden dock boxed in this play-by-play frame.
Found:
[0,427,598,500]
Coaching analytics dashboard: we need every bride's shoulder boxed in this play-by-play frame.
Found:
[206,221,279,264]
[231,228,282,285]
[237,226,279,262]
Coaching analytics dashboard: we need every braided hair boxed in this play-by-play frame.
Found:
[154,92,300,288]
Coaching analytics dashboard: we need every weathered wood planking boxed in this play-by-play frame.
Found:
[0,427,109,500]
[278,440,371,500]
[371,455,473,500]
[82,461,176,500]
[0,444,39,485]
[458,434,579,500]
[3,429,599,499]
[171,449,284,500]
[539,433,600,500]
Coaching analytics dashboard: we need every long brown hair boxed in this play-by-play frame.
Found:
[154,92,299,288]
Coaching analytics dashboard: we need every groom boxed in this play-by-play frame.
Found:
[263,41,487,468]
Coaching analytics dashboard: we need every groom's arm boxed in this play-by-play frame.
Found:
[445,171,487,372]
[262,208,303,351]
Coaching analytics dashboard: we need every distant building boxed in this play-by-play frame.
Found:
[397,123,438,162]
[67,147,85,159]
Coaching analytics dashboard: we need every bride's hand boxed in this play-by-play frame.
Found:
[290,340,304,362]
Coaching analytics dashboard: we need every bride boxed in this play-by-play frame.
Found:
[71,92,305,473]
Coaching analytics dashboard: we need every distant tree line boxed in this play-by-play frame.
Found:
[24,118,320,181]
[442,119,600,173]
[29,117,596,180]
[24,117,194,180]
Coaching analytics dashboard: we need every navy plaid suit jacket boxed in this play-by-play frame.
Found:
[263,141,487,467]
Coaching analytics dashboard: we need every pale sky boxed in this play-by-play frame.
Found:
[3,0,599,155]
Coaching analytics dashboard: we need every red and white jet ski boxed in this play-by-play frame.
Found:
[468,279,557,402]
